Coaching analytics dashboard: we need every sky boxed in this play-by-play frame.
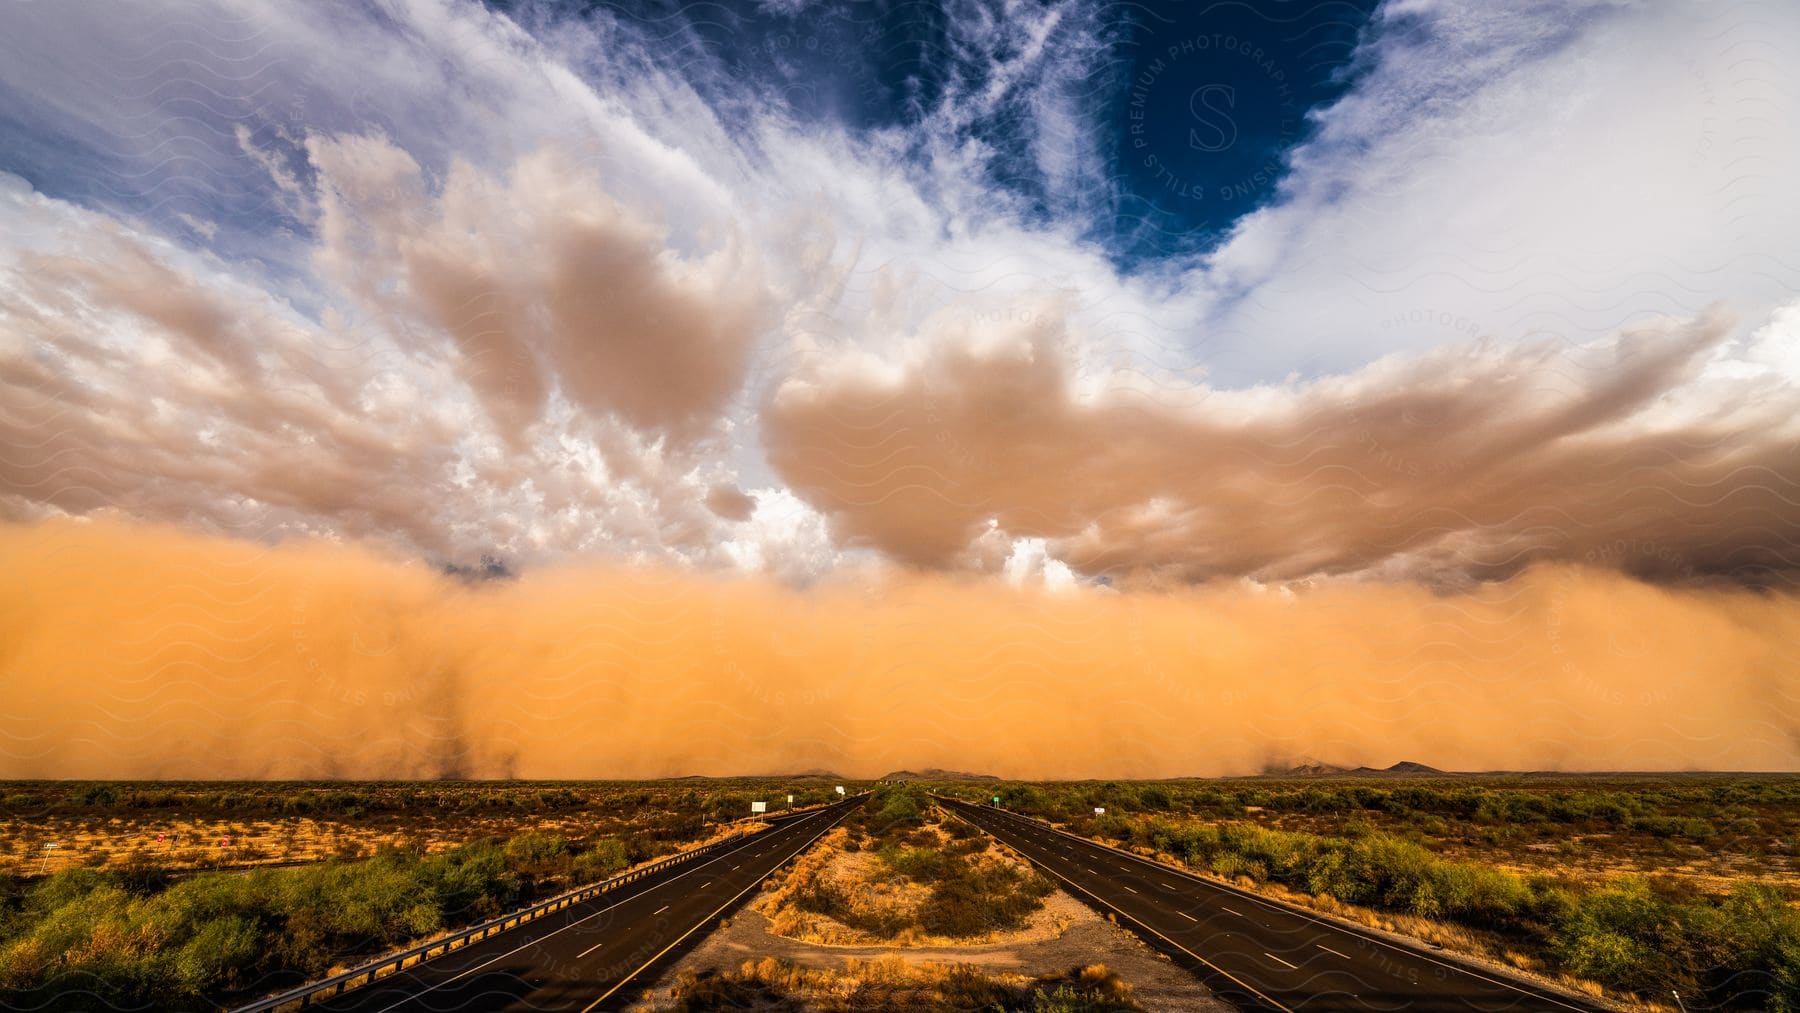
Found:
[2,0,1799,778]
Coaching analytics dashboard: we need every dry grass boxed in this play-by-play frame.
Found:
[0,780,820,877]
[756,828,928,945]
[636,955,1141,1012]
[755,817,1066,948]
[1,812,693,876]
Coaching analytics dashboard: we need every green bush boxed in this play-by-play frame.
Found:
[572,838,629,881]
[1081,810,1799,1008]
[0,830,641,1011]
[1028,982,1140,1013]
[879,844,950,883]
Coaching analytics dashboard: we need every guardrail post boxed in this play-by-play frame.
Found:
[230,818,789,1013]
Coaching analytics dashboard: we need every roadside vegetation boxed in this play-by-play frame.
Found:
[650,956,1141,1012]
[759,785,1055,945]
[0,779,843,877]
[931,777,1800,1011]
[0,779,843,1011]
[0,830,631,1011]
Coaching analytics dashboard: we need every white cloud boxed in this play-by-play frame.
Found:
[0,0,1795,587]
[1191,0,1800,382]
[1001,537,1077,590]
[720,488,842,585]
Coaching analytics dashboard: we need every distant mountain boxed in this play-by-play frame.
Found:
[1260,757,1352,776]
[1255,758,1448,777]
[883,768,1000,781]
[1351,760,1445,775]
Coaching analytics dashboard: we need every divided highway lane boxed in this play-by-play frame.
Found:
[939,798,1610,1013]
[308,796,864,1013]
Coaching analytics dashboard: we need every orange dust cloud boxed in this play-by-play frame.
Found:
[3,518,1797,779]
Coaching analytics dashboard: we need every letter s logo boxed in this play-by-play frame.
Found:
[1188,84,1238,152]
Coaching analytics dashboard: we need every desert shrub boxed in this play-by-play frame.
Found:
[1136,787,1171,810]
[666,962,809,1011]
[879,844,950,883]
[1545,880,1800,1007]
[1630,815,1717,841]
[0,828,621,1011]
[791,878,849,922]
[792,880,910,937]
[502,831,568,867]
[860,786,929,835]
[1030,982,1139,1013]
[572,838,629,881]
[918,861,1052,937]
[662,958,1141,1013]
[1209,853,1266,883]
[1037,804,1800,1010]
[72,784,121,808]
[942,818,980,841]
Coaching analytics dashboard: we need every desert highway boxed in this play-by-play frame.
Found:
[938,797,1611,1013]
[304,796,862,1013]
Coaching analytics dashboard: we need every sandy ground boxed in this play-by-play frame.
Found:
[0,814,760,879]
[623,890,1233,1011]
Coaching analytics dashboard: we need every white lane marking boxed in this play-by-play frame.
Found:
[1319,944,1350,959]
[1265,952,1299,970]
[979,805,1603,1013]
[576,939,605,959]
[1124,886,1137,893]
[701,882,711,889]
[364,809,828,1013]
[653,905,669,915]
[1178,912,1198,922]
[579,803,858,1012]
[1223,907,1244,917]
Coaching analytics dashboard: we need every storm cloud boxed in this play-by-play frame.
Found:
[767,302,1800,585]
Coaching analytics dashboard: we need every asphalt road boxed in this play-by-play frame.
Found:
[939,797,1611,1013]
[307,796,862,1013]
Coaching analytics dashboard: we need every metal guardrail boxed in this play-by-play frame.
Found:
[930,795,1615,1013]
[722,800,834,825]
[231,830,747,1013]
